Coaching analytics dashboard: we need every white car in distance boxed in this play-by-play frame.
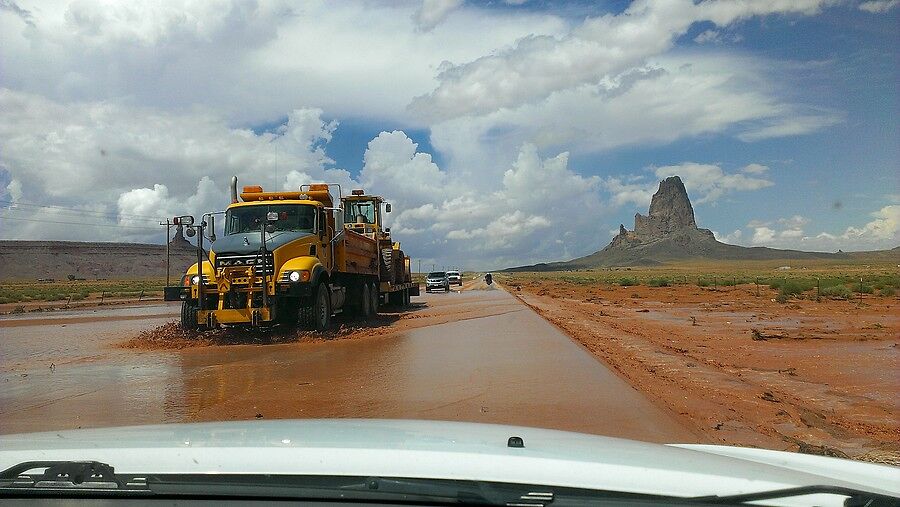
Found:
[446,270,462,286]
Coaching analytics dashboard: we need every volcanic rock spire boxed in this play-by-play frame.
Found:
[634,176,697,237]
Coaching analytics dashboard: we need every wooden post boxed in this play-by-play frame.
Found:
[138,289,144,302]
[99,291,105,304]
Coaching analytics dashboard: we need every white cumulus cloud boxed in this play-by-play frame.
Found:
[858,0,899,13]
[411,0,835,121]
[654,162,774,204]
[414,0,464,31]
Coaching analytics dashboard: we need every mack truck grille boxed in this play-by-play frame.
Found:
[215,252,275,275]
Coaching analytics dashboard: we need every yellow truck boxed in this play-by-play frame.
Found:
[164,178,418,330]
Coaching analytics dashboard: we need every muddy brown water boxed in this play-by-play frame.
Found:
[0,290,696,442]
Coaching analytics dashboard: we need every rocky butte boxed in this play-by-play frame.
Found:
[506,175,894,271]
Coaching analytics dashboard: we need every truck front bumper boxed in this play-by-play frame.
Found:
[198,307,273,327]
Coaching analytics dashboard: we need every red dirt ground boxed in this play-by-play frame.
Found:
[500,277,899,463]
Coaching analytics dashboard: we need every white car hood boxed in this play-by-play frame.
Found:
[0,419,896,504]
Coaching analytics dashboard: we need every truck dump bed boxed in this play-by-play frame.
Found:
[336,229,378,276]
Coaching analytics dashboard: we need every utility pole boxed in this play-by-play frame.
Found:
[418,259,421,274]
[160,219,172,287]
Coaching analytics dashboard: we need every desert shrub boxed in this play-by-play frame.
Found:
[774,292,790,304]
[697,278,713,287]
[853,283,874,294]
[821,285,852,299]
[618,277,639,287]
[880,286,895,297]
[779,280,810,296]
[818,277,848,290]
[647,277,670,287]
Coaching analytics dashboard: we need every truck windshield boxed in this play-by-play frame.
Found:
[225,204,317,235]
[344,200,376,225]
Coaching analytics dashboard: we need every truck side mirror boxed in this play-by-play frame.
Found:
[207,215,216,242]
[265,223,276,233]
[385,203,392,213]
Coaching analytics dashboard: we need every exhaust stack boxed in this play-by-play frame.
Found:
[230,176,239,203]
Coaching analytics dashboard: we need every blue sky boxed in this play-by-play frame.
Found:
[0,0,897,269]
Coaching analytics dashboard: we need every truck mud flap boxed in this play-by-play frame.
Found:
[409,284,420,297]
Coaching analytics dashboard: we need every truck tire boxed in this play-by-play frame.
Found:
[299,283,331,331]
[180,301,200,331]
[359,283,372,318]
[369,283,379,315]
[403,288,410,307]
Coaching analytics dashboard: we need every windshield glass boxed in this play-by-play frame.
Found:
[225,205,316,235]
[344,200,376,225]
[1,0,897,495]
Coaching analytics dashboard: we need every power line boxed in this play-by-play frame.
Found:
[0,214,162,231]
[0,200,165,221]
[1,207,162,225]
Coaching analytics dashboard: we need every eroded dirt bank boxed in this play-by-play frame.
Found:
[500,277,899,463]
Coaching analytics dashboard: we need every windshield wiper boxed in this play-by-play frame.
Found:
[5,463,896,506]
[0,460,148,491]
[690,485,899,506]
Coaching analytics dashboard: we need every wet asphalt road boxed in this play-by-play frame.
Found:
[0,288,696,442]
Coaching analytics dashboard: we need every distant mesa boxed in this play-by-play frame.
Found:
[507,175,897,271]
[169,224,194,249]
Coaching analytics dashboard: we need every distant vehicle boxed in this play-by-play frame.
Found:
[446,270,462,286]
[425,271,450,293]
[484,273,493,285]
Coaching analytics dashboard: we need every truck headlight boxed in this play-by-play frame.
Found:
[286,270,310,282]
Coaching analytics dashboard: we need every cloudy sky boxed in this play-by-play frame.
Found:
[1,0,897,269]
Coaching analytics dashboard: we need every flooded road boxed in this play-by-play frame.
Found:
[0,288,697,442]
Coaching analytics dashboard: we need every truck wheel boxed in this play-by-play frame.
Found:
[299,283,331,331]
[369,283,379,315]
[180,301,199,331]
[314,283,331,330]
[359,283,372,318]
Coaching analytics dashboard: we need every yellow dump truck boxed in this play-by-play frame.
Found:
[164,178,418,330]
